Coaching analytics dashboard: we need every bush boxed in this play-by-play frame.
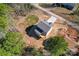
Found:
[44,36,68,56]
[26,15,39,26]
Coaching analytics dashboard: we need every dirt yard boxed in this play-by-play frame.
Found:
[48,7,79,47]
[12,9,50,49]
[12,9,79,50]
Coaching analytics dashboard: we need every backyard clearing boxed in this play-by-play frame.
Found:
[12,9,79,49]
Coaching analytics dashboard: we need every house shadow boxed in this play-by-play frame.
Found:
[25,25,41,40]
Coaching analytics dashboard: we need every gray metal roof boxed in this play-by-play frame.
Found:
[37,20,51,33]
[34,16,57,36]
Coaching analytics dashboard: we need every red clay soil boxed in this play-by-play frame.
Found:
[12,9,79,49]
[58,26,79,48]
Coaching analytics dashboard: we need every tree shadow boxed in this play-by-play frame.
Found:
[25,25,41,40]
[22,46,44,56]
[43,38,53,51]
[22,47,34,56]
[43,39,49,50]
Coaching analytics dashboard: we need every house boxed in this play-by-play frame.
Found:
[62,3,75,10]
[51,3,75,10]
[34,16,57,38]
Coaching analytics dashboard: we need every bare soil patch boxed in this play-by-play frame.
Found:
[12,9,79,50]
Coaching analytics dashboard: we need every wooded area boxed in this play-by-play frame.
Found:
[0,3,79,56]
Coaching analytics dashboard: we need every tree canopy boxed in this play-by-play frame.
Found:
[0,4,25,56]
[0,16,9,31]
[44,36,68,56]
[0,4,10,30]
[0,32,24,56]
[0,4,12,16]
[0,4,12,39]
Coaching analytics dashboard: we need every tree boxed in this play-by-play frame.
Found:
[0,15,9,39]
[0,4,12,39]
[0,48,12,56]
[0,4,25,56]
[0,16,8,31]
[0,32,24,56]
[0,4,12,30]
[44,36,68,56]
[0,4,12,16]
[8,4,34,16]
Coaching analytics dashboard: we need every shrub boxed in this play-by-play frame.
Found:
[26,15,39,26]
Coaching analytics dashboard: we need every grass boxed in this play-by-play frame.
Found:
[26,15,39,26]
